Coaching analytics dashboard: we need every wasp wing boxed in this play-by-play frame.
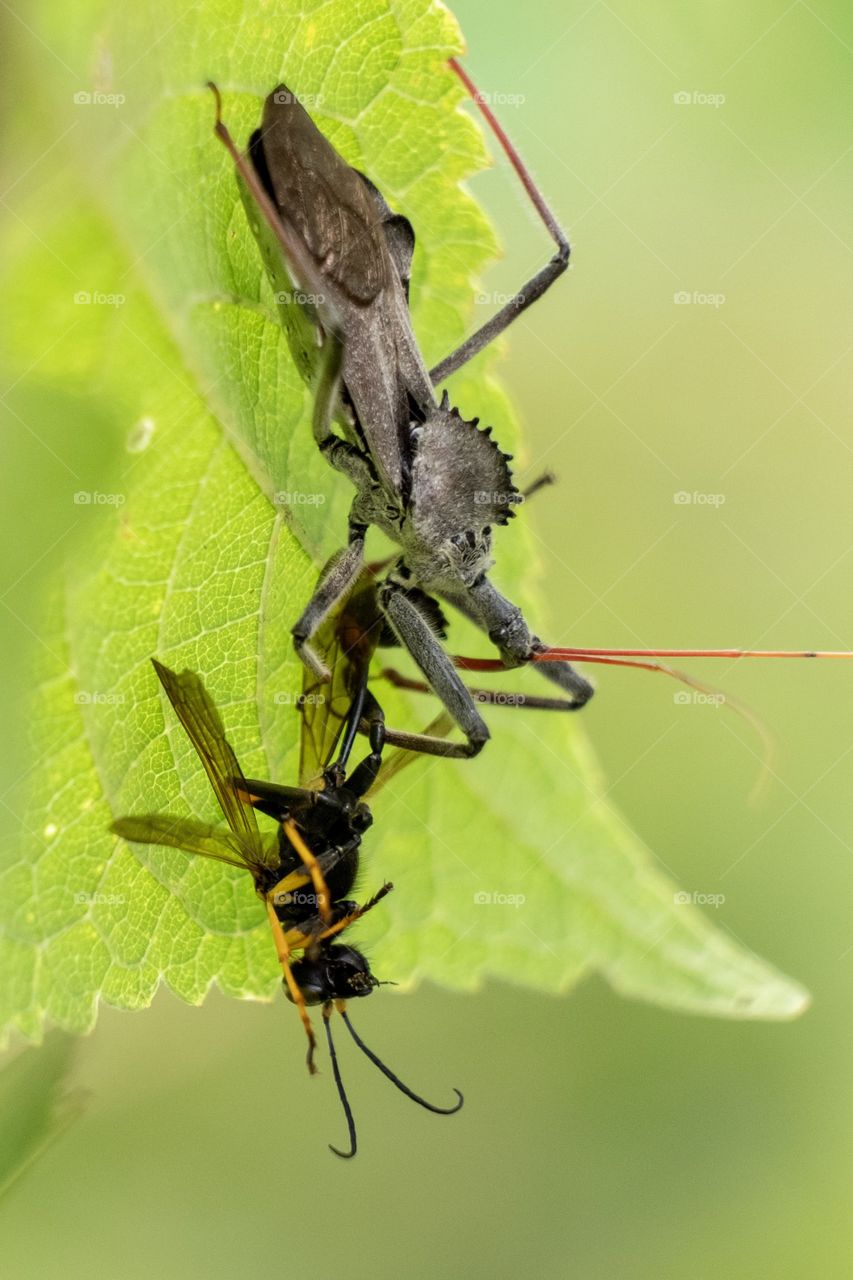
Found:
[298,568,386,788]
[151,660,273,868]
[111,816,249,868]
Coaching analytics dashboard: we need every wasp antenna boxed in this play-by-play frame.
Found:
[324,1008,357,1159]
[340,1010,464,1115]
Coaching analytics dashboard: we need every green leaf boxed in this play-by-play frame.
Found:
[0,0,808,1042]
[0,1034,83,1198]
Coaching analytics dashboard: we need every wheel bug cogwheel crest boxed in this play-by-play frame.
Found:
[410,390,520,541]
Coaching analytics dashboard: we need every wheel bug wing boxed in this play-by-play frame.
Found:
[212,84,423,496]
[255,88,391,305]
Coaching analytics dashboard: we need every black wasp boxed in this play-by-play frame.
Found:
[111,648,462,1158]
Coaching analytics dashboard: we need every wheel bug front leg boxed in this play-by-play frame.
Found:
[292,529,367,681]
[430,58,570,386]
[292,334,374,678]
[380,580,490,757]
[444,576,594,708]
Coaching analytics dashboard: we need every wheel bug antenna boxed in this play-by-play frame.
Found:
[534,647,853,661]
[338,1006,464,1115]
[323,1004,357,1159]
[450,651,776,796]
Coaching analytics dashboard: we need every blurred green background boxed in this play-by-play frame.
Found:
[3,1,853,1276]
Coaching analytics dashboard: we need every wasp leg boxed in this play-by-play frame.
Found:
[315,882,394,943]
[277,817,333,925]
[265,900,318,1074]
[345,689,386,797]
[380,581,490,758]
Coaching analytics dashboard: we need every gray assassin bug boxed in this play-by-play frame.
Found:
[208,66,594,759]
[208,66,853,756]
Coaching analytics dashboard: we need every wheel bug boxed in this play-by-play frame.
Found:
[209,70,853,759]
[111,658,462,1159]
[208,67,594,759]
